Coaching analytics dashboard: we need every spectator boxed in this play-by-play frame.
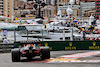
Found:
[67,22,70,27]
[81,30,86,40]
[95,37,99,40]
[65,22,67,27]
[85,37,90,40]
[83,31,86,40]
[53,28,54,33]
[19,45,21,48]
[3,37,9,43]
[61,22,63,26]
[0,29,1,36]
[0,30,3,36]
[91,38,95,41]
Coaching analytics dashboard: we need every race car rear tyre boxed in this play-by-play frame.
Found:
[40,48,50,60]
[12,49,20,62]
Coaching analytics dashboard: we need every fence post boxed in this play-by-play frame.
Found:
[3,44,5,53]
[27,30,28,41]
[14,29,16,42]
[63,30,65,41]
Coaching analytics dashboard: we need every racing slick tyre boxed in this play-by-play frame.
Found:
[11,49,20,62]
[40,47,50,60]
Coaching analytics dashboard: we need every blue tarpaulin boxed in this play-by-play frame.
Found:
[74,20,79,24]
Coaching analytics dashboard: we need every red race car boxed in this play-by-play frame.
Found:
[11,40,50,62]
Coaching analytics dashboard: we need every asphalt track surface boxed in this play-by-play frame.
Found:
[0,50,100,67]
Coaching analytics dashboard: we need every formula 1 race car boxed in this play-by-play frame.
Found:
[11,40,50,62]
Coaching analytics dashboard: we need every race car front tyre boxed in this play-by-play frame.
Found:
[12,49,20,62]
[40,48,50,60]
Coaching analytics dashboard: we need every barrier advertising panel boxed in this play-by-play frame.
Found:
[41,41,100,51]
[14,40,100,51]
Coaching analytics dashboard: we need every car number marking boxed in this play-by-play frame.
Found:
[29,50,33,53]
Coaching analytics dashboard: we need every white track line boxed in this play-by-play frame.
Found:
[47,60,100,63]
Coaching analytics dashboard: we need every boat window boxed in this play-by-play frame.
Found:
[44,37,51,39]
[54,30,70,33]
[16,26,27,30]
[36,20,43,24]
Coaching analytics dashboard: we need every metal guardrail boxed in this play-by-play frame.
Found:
[0,43,14,53]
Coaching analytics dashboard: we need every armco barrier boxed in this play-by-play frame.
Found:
[0,43,14,53]
[14,40,100,51]
[41,40,100,51]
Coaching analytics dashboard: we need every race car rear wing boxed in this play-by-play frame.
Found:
[20,40,40,44]
[14,40,41,48]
